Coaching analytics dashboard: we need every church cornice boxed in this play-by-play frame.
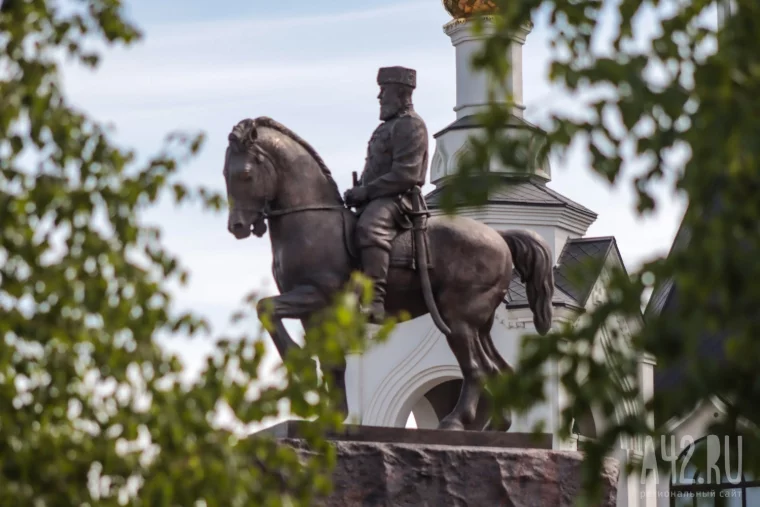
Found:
[429,203,596,236]
[426,178,596,218]
[432,113,537,139]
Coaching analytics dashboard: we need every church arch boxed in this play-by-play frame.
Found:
[397,378,498,429]
[362,323,445,426]
[448,144,471,175]
[391,368,462,427]
[430,149,447,181]
[572,404,598,440]
[406,395,439,429]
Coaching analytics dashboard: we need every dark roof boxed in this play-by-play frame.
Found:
[645,218,692,317]
[646,278,674,316]
[554,237,616,305]
[644,205,733,427]
[646,194,727,318]
[505,236,621,310]
[653,332,728,393]
[425,179,597,219]
[505,275,580,309]
[433,113,537,139]
[651,284,730,427]
[644,212,696,398]
[644,213,690,407]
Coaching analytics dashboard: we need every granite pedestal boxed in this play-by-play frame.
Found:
[260,421,619,506]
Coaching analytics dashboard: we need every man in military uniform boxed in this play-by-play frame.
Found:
[343,66,429,323]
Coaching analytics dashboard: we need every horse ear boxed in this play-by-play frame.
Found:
[247,125,258,145]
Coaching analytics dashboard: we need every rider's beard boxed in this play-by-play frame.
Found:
[379,99,401,121]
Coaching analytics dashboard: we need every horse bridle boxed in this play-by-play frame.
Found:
[231,202,347,240]
[229,141,348,222]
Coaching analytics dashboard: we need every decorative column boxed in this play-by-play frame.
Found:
[445,15,531,119]
[431,4,549,185]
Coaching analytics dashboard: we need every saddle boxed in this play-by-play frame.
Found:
[343,187,432,271]
[343,186,450,335]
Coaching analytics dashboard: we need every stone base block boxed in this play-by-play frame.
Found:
[260,420,553,449]
[266,422,619,506]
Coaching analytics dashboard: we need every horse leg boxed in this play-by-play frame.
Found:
[256,285,327,359]
[327,361,347,417]
[256,285,349,417]
[300,317,348,417]
[478,316,514,432]
[438,321,485,431]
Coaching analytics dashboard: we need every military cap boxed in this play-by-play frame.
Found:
[377,66,417,88]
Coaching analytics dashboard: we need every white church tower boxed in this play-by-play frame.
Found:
[344,4,654,504]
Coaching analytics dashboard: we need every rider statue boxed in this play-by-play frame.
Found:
[343,66,429,323]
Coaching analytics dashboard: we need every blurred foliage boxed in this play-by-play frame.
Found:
[435,0,760,503]
[0,0,390,505]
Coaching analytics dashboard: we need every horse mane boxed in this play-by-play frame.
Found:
[239,116,344,204]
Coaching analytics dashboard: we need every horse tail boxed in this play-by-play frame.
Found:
[500,230,554,335]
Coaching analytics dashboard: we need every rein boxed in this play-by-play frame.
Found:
[243,141,347,220]
[263,203,347,219]
[255,201,357,260]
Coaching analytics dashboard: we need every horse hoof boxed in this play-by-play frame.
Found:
[337,400,348,420]
[437,417,465,431]
[482,416,512,432]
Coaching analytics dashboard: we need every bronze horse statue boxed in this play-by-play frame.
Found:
[223,116,555,431]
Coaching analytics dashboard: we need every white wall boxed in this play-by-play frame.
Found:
[431,127,552,183]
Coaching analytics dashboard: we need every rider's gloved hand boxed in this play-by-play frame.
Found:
[344,186,368,207]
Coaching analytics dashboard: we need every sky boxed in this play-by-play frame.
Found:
[59,0,688,376]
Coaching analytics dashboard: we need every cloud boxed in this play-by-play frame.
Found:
[139,1,436,39]
[62,1,450,109]
[64,51,452,112]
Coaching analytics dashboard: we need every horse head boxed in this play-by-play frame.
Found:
[223,117,345,241]
[223,119,278,239]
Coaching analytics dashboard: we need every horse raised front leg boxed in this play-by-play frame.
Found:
[256,285,327,359]
[256,285,348,416]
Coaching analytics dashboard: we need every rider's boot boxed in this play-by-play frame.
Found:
[359,246,390,324]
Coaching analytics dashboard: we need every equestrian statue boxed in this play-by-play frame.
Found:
[222,66,555,431]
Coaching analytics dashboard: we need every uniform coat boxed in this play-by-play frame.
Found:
[355,108,429,251]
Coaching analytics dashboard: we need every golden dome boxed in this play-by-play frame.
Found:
[442,0,499,18]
